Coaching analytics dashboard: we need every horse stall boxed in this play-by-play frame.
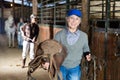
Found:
[38,24,64,43]
[90,20,120,80]
[0,18,5,34]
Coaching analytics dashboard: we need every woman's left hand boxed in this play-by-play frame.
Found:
[86,53,91,61]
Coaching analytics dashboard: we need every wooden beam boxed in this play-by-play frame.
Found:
[1,0,4,18]
[12,0,15,17]
[32,0,38,15]
[21,0,24,19]
[81,0,89,33]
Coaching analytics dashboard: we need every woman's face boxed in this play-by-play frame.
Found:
[31,18,36,23]
[66,15,81,30]
[20,18,23,22]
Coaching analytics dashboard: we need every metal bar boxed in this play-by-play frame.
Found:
[66,0,70,11]
[104,0,111,80]
[102,0,105,19]
[41,0,43,23]
[112,0,116,18]
[54,0,56,25]
[90,10,120,14]
[90,2,106,6]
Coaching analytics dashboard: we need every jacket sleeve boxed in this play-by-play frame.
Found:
[35,24,39,41]
[83,34,90,53]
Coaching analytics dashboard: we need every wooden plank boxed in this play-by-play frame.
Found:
[32,0,38,15]
[81,0,89,33]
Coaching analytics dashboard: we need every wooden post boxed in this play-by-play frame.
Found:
[32,0,38,15]
[66,0,70,11]
[12,0,15,17]
[104,0,110,80]
[1,0,4,18]
[21,0,24,19]
[81,0,89,33]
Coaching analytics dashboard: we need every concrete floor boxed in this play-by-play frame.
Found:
[0,47,50,80]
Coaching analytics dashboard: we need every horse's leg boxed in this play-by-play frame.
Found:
[48,57,63,80]
[8,32,11,47]
[27,56,42,80]
[57,71,63,80]
[11,31,15,47]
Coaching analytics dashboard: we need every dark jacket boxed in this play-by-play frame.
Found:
[29,23,39,42]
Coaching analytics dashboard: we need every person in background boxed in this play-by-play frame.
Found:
[20,14,39,68]
[54,9,91,80]
[17,18,24,49]
[5,15,16,48]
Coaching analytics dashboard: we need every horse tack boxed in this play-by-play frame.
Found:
[27,39,67,80]
[115,33,120,57]
[81,55,105,80]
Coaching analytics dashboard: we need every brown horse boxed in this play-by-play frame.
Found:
[27,39,67,80]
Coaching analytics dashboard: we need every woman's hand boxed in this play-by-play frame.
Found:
[84,52,91,61]
[42,62,50,70]
[32,37,35,42]
[86,53,91,61]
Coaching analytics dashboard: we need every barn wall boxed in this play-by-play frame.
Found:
[3,8,12,19]
[90,1,120,19]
